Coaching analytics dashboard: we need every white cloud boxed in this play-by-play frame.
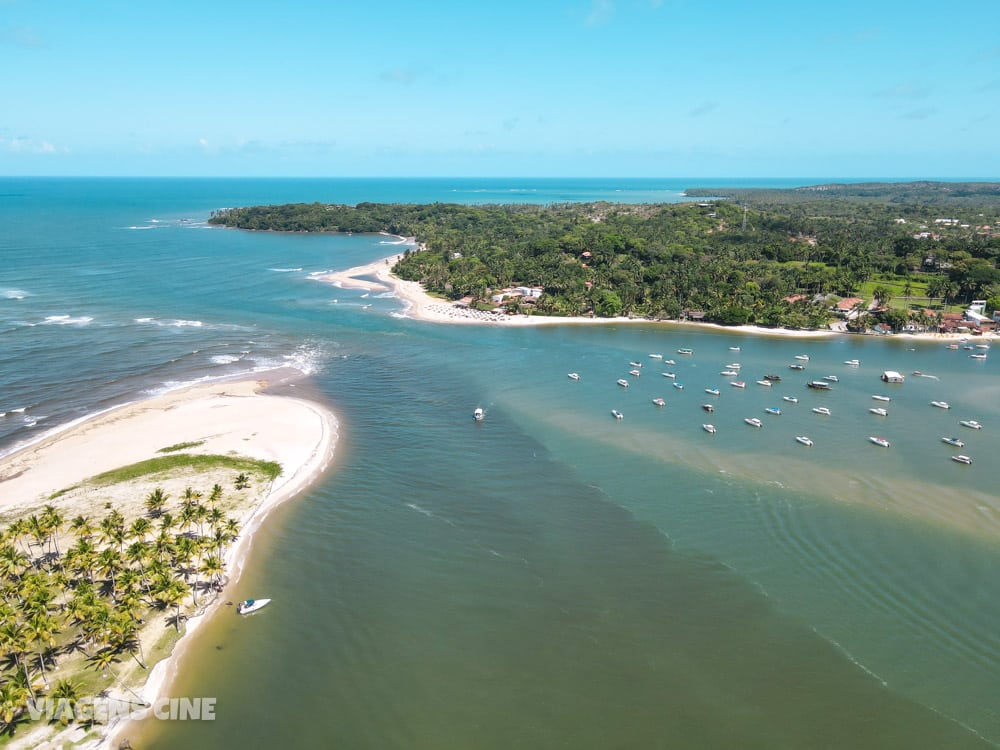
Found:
[3,137,65,154]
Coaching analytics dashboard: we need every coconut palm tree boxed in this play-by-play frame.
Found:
[24,611,57,689]
[234,473,250,490]
[50,678,80,725]
[0,621,35,704]
[198,554,225,592]
[0,677,29,733]
[154,577,189,633]
[145,488,168,518]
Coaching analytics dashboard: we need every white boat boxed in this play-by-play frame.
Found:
[702,403,715,413]
[473,407,484,422]
[869,407,888,416]
[237,598,271,615]
[652,398,666,407]
[664,359,676,365]
[629,361,643,368]
[783,396,798,403]
[672,382,684,390]
[969,353,987,359]
[744,417,762,428]
[975,343,990,349]
[807,380,832,390]
[730,381,746,388]
[795,436,813,446]
[702,423,716,434]
[789,364,805,371]
[946,344,959,350]
[795,354,809,361]
[726,363,742,370]
[951,454,972,465]
[872,395,891,402]
[567,372,580,380]
[649,353,663,359]
[629,369,641,377]
[677,348,694,355]
[611,409,624,420]
[705,388,720,396]
[868,436,891,447]
[959,420,982,430]
[729,346,741,351]
[823,375,839,382]
[930,401,950,409]
[765,407,781,415]
[844,359,860,366]
[755,380,771,387]
[720,370,738,376]
[941,436,965,447]
[812,407,831,416]
[617,379,629,388]
[662,372,677,379]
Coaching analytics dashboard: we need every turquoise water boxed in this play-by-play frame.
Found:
[1,179,998,748]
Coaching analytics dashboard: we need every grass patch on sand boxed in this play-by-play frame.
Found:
[88,454,282,486]
[157,440,205,453]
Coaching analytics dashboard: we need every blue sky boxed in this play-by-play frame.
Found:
[1,0,998,177]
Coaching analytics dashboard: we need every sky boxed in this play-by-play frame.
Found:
[1,0,999,178]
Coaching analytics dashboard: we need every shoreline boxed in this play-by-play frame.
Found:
[318,253,998,343]
[0,374,339,749]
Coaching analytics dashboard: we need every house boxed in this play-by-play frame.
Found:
[784,294,807,304]
[836,297,863,312]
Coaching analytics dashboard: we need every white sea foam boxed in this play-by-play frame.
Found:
[268,267,303,273]
[10,407,27,413]
[133,317,204,328]
[210,354,241,364]
[42,314,94,326]
[2,289,29,300]
[124,225,156,230]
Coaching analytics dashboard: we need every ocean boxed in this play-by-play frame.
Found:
[1,178,998,749]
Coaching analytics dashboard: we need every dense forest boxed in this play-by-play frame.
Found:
[209,182,1000,328]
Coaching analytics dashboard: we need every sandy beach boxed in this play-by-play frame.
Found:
[0,376,338,750]
[319,254,997,343]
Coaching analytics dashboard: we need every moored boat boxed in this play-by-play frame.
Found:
[629,361,643,368]
[720,370,738,376]
[969,353,988,359]
[702,403,714,412]
[730,381,746,388]
[951,454,972,464]
[869,407,888,416]
[673,382,684,390]
[795,436,813,446]
[237,598,271,615]
[662,372,677,378]
[812,406,831,416]
[664,359,676,365]
[823,375,839,382]
[789,364,805,371]
[729,346,741,351]
[872,395,891,402]
[868,436,891,447]
[782,396,798,403]
[611,409,624,420]
[702,423,716,434]
[567,372,580,380]
[795,354,810,361]
[677,348,694,355]
[930,401,950,409]
[844,359,860,366]
[629,369,641,377]
[705,387,720,396]
[744,417,762,428]
[763,374,781,381]
[941,436,965,447]
[959,420,983,429]
[649,353,663,359]
[764,407,781,415]
[473,407,484,422]
[652,398,666,407]
[807,381,832,390]
[617,378,629,388]
[755,380,772,387]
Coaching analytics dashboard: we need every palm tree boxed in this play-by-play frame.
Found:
[25,611,57,689]
[0,621,35,704]
[155,578,190,633]
[40,505,64,558]
[0,678,29,733]
[145,488,168,518]
[198,554,225,592]
[51,678,80,725]
[234,473,251,490]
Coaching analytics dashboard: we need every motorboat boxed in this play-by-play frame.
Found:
[930,401,950,409]
[649,353,663,359]
[764,407,781,415]
[795,354,810,361]
[844,359,860,366]
[959,420,983,430]
[872,395,891,402]
[946,344,959,350]
[744,417,762,428]
[812,407,832,416]
[869,407,888,416]
[567,372,580,380]
[629,369,641,377]
[720,370,738,376]
[673,382,684,390]
[730,381,746,388]
[726,363,742,370]
[703,423,716,434]
[789,364,805,371]
[662,372,677,379]
[763,374,781,381]
[629,361,643,367]
[951,454,973,465]
[941,436,965,447]
[611,409,624,420]
[795,436,813,446]
[652,398,666,407]
[969,353,988,360]
[237,598,271,615]
[823,375,839,382]
[617,379,629,388]
[664,359,676,365]
[807,381,832,390]
[729,346,741,351]
[473,407,484,422]
[677,348,694,355]
[868,436,891,447]
[705,388,720,396]
[755,380,772,387]
[976,343,991,349]
[782,396,798,403]
[702,403,715,412]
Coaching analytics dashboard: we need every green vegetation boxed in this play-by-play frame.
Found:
[209,182,1000,330]
[87,454,282,487]
[156,441,205,453]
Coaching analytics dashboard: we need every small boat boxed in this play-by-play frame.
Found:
[959,420,983,430]
[941,436,965,447]
[473,407,484,422]
[720,370,738,376]
[872,395,891,402]
[807,381,832,390]
[976,343,990,349]
[649,353,663,359]
[946,344,959,350]
[611,409,624,420]
[652,398,666,407]
[844,359,860,366]
[930,401,950,409]
[629,369,641,377]
[951,454,972,465]
[789,364,805,371]
[823,375,839,382]
[662,372,677,379]
[795,354,810,361]
[764,407,781,415]
[782,396,798,403]
[755,380,772,387]
[868,436,891,448]
[664,359,676,365]
[672,382,684,390]
[795,436,813,446]
[730,381,746,388]
[703,423,716,434]
[763,374,781,381]
[705,388,720,396]
[702,403,714,413]
[677,348,694,355]
[729,346,741,351]
[744,417,762,428]
[812,407,831,416]
[237,598,271,615]
[726,363,742,370]
[617,379,629,388]
[567,372,580,380]
[869,407,888,416]
[629,361,643,368]
[969,353,988,359]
